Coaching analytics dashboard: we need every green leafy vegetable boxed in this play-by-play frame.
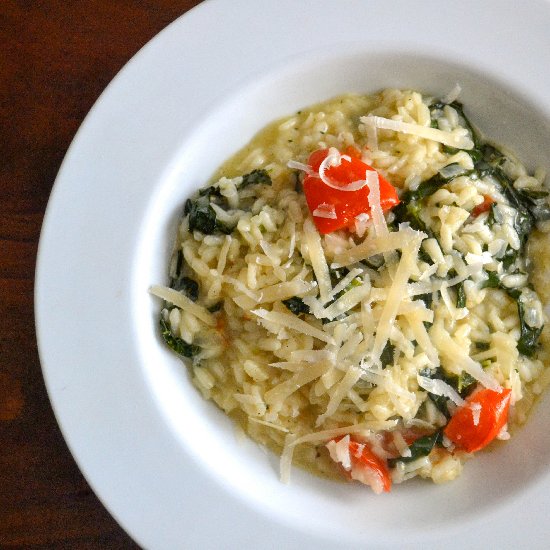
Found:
[428,393,451,419]
[380,342,395,369]
[362,254,385,270]
[407,173,448,201]
[487,203,503,227]
[391,164,470,237]
[173,249,184,278]
[475,144,550,243]
[430,100,482,161]
[198,185,223,199]
[171,276,199,301]
[481,270,501,289]
[160,318,200,358]
[457,372,477,395]
[438,163,470,180]
[479,270,543,357]
[420,366,477,418]
[418,246,434,265]
[185,197,233,235]
[392,198,434,237]
[501,248,519,271]
[414,292,434,310]
[517,297,543,357]
[292,170,303,193]
[240,169,272,188]
[388,430,443,467]
[283,297,310,315]
[329,266,350,286]
[169,252,200,301]
[475,342,490,351]
[455,281,466,308]
[185,169,271,235]
[207,301,223,313]
[420,367,451,418]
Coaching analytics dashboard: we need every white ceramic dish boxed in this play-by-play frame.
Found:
[35,1,550,548]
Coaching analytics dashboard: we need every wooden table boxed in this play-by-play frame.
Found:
[1,2,200,546]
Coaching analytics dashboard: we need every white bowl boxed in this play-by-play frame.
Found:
[36,1,550,548]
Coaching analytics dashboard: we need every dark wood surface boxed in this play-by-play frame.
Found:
[0,2,201,547]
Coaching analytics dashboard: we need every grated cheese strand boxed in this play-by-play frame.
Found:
[403,308,439,367]
[216,235,232,275]
[264,361,332,405]
[417,375,465,406]
[370,238,424,365]
[361,115,474,149]
[256,279,316,304]
[325,267,364,303]
[366,170,389,238]
[303,218,332,303]
[312,203,337,219]
[150,285,216,326]
[322,283,372,321]
[251,308,335,344]
[334,225,423,267]
[316,365,362,426]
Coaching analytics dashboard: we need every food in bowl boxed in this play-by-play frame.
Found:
[151,88,550,493]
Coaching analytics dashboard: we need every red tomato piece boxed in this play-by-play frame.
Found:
[471,195,495,217]
[444,388,512,453]
[303,148,399,234]
[348,439,392,493]
[328,436,392,493]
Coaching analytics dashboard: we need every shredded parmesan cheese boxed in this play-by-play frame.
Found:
[312,203,337,219]
[150,286,216,326]
[318,148,368,191]
[251,308,335,344]
[361,115,474,150]
[417,374,465,407]
[370,237,424,365]
[470,402,482,426]
[303,218,332,302]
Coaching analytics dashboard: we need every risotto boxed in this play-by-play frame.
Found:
[151,88,550,493]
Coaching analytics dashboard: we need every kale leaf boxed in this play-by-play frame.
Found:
[475,144,550,244]
[240,169,272,188]
[172,276,199,301]
[475,342,490,351]
[388,430,443,467]
[480,270,543,357]
[392,198,434,237]
[169,251,199,301]
[487,203,503,227]
[517,297,543,357]
[185,169,271,235]
[430,100,482,161]
[480,270,501,289]
[160,318,200,358]
[420,366,477,418]
[380,342,395,369]
[185,196,234,235]
[282,297,311,316]
[207,301,223,313]
[414,292,434,310]
[455,281,467,308]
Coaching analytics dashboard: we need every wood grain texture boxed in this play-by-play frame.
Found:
[0,1,201,547]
